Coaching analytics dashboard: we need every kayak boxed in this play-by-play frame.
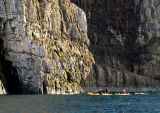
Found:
[115,93,130,96]
[87,93,113,96]
[87,93,101,96]
[135,93,149,95]
[87,93,131,96]
[102,93,112,96]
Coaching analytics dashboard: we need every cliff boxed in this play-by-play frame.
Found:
[0,0,94,94]
[0,0,160,94]
[73,0,160,89]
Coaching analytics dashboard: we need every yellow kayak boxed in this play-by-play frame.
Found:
[115,93,130,96]
[87,93,101,96]
[102,93,112,96]
[87,93,113,96]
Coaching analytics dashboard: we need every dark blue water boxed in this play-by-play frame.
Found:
[0,93,160,113]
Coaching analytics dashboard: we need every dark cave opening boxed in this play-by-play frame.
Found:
[0,38,23,94]
[1,60,23,94]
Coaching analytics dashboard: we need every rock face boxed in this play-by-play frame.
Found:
[0,0,160,94]
[73,0,160,88]
[0,0,94,94]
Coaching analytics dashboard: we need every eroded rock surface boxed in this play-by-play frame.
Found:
[0,0,160,94]
[73,0,160,88]
[0,0,94,94]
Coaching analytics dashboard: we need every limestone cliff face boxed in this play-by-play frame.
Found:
[73,0,160,88]
[0,0,94,94]
[1,0,160,94]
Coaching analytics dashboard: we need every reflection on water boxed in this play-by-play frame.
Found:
[0,94,160,113]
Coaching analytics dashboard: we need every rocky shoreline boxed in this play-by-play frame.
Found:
[83,87,160,93]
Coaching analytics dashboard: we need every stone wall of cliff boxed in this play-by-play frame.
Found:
[0,0,94,94]
[0,0,160,94]
[73,0,160,88]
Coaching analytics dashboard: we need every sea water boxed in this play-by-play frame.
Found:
[0,93,160,113]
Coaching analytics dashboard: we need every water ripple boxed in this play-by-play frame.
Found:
[0,93,159,113]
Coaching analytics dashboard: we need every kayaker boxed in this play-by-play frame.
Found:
[105,87,110,93]
[122,89,127,94]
